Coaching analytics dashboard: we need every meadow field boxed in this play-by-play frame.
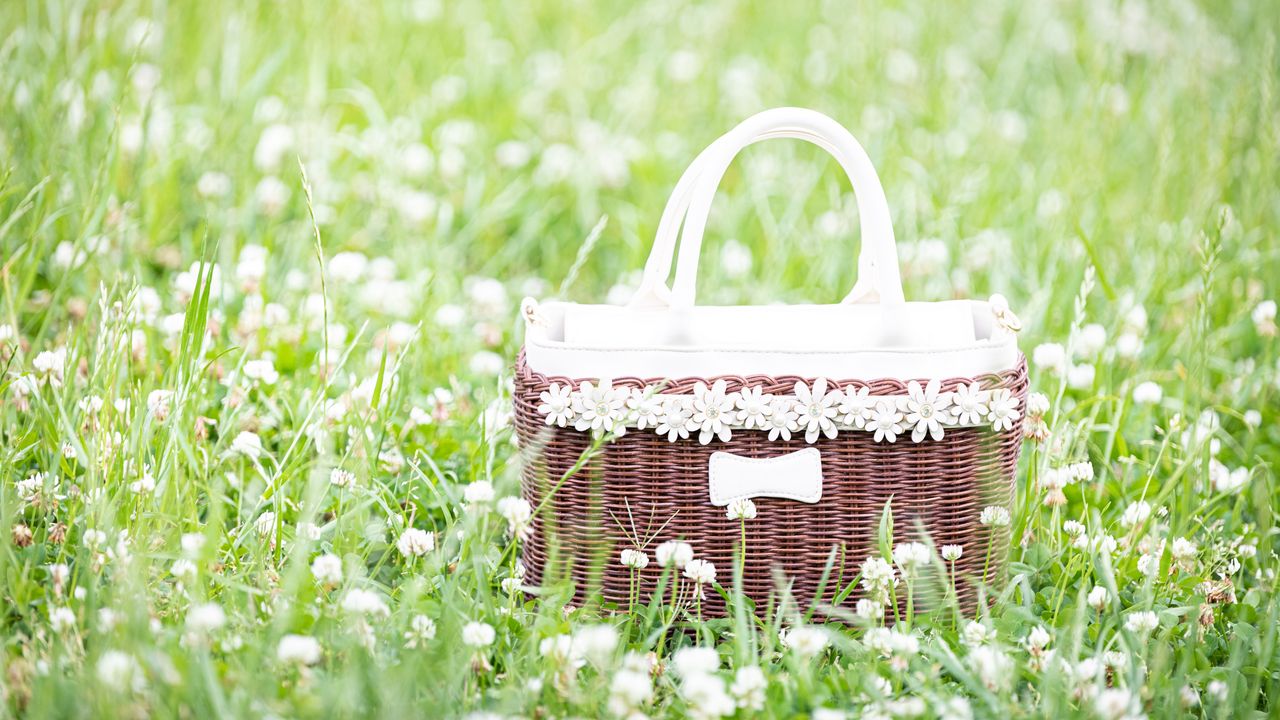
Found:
[0,0,1277,717]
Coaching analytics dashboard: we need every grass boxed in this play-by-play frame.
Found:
[0,0,1277,717]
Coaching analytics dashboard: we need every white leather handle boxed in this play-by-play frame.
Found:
[629,108,903,313]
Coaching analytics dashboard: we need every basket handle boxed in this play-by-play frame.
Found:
[629,108,904,315]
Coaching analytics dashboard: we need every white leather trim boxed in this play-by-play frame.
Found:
[524,328,1019,380]
[708,448,823,506]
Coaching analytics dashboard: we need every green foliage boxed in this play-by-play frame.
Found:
[0,0,1277,718]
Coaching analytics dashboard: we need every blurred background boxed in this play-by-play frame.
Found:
[4,0,1275,333]
[0,1,1277,715]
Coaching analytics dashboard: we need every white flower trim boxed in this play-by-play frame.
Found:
[536,378,1020,445]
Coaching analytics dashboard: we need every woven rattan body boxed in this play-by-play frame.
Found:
[512,352,1027,616]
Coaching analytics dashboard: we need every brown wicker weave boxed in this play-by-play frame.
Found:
[513,351,1027,616]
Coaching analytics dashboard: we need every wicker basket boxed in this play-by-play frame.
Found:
[511,108,1028,615]
[513,353,1026,614]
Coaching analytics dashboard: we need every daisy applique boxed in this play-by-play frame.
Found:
[656,397,694,443]
[765,398,800,441]
[987,388,1021,432]
[734,385,773,430]
[572,379,626,434]
[900,379,952,442]
[691,379,736,444]
[950,381,989,426]
[536,376,1022,442]
[794,378,842,443]
[837,385,875,429]
[868,400,905,443]
[537,383,575,427]
[627,388,663,430]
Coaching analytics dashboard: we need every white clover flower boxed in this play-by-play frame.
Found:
[242,358,279,385]
[129,468,156,494]
[171,558,197,582]
[537,383,575,427]
[892,542,932,577]
[726,498,757,521]
[463,480,495,505]
[462,621,495,648]
[1252,299,1276,335]
[868,400,905,443]
[627,388,663,430]
[691,379,736,444]
[396,528,435,558]
[1244,410,1262,428]
[496,496,533,539]
[979,506,1011,527]
[1115,331,1143,359]
[941,544,964,561]
[1075,323,1107,357]
[311,553,343,585]
[571,379,627,434]
[764,397,800,441]
[298,522,323,541]
[277,634,322,665]
[1025,626,1051,651]
[146,389,175,421]
[50,606,77,633]
[403,615,437,649]
[1094,687,1141,720]
[230,431,264,459]
[608,668,654,715]
[865,625,919,667]
[180,532,205,555]
[342,588,390,618]
[620,548,649,569]
[987,388,1021,431]
[780,626,830,658]
[571,624,619,666]
[1087,585,1110,610]
[680,670,735,719]
[1124,610,1159,634]
[186,603,227,634]
[1207,680,1228,702]
[793,378,842,443]
[1032,342,1067,374]
[1120,501,1151,528]
[671,646,720,677]
[1067,363,1096,390]
[329,468,356,490]
[860,556,898,605]
[1063,520,1086,536]
[1132,381,1163,405]
[962,621,993,647]
[837,385,875,429]
[950,382,990,425]
[656,540,694,569]
[1179,685,1200,708]
[1070,461,1095,482]
[855,598,884,620]
[33,347,67,386]
[1026,391,1050,417]
[254,176,290,216]
[96,650,145,691]
[538,634,574,664]
[901,379,952,442]
[656,397,694,442]
[254,123,294,171]
[254,511,277,537]
[729,665,766,711]
[1171,537,1197,563]
[684,559,717,598]
[968,645,1013,692]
